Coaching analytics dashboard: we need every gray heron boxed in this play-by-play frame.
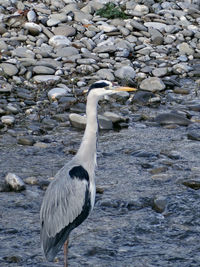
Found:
[40,80,136,266]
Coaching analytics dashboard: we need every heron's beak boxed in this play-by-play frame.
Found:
[113,86,137,92]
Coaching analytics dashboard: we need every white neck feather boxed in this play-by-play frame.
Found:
[75,93,98,175]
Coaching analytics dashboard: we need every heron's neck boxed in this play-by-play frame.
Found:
[76,94,98,170]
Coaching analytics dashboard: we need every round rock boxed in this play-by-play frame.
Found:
[155,113,192,126]
[48,87,69,101]
[49,35,71,48]
[5,173,26,191]
[114,66,136,80]
[69,113,86,129]
[0,63,18,76]
[140,77,165,92]
[1,115,15,125]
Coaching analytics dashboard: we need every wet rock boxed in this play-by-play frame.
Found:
[103,112,126,123]
[0,181,11,192]
[17,136,35,146]
[155,113,192,126]
[1,115,15,125]
[182,179,200,190]
[140,77,165,92]
[5,173,26,191]
[133,91,155,104]
[24,176,38,185]
[98,115,113,130]
[187,124,200,141]
[153,196,167,213]
[69,113,86,129]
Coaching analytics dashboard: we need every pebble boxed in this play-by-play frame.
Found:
[1,115,15,125]
[153,196,167,213]
[155,113,192,126]
[69,113,86,129]
[140,77,166,92]
[49,35,71,47]
[5,173,26,191]
[48,87,70,101]
[17,136,35,146]
[0,63,18,76]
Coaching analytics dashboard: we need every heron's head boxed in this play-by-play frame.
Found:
[88,80,136,99]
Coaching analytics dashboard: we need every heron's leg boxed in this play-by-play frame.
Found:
[64,239,69,267]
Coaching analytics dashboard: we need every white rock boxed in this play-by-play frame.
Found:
[49,35,71,48]
[144,22,167,31]
[24,22,42,34]
[1,115,15,125]
[5,173,26,191]
[27,10,36,22]
[69,113,86,129]
[47,18,60,27]
[134,4,149,15]
[97,22,117,33]
[48,87,69,100]
[33,75,61,83]
[140,77,166,92]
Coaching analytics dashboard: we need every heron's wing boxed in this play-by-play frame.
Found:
[40,164,91,260]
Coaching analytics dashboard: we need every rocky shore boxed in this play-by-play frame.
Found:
[0,0,200,134]
[0,0,200,266]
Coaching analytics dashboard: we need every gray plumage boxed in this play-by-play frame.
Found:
[40,80,135,263]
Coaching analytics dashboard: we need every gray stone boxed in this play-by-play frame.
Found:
[93,45,116,53]
[0,40,8,51]
[144,22,167,31]
[103,112,125,123]
[178,42,194,55]
[48,87,69,101]
[97,23,117,32]
[153,196,167,213]
[17,136,35,146]
[5,173,26,191]
[56,47,79,57]
[155,113,192,126]
[24,22,42,35]
[130,20,147,31]
[149,28,164,45]
[96,69,115,81]
[140,77,166,92]
[49,35,71,48]
[69,113,86,129]
[98,115,113,130]
[33,66,55,75]
[53,25,76,37]
[0,63,18,76]
[12,47,35,58]
[1,115,15,125]
[114,66,136,80]
[33,75,61,83]
[152,68,168,77]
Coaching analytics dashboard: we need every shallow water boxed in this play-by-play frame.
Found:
[0,79,200,267]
